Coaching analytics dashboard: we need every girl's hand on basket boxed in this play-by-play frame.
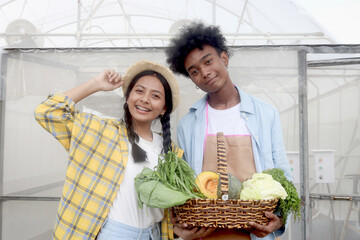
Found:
[174,226,214,240]
[170,208,215,240]
[170,207,187,229]
[248,212,282,238]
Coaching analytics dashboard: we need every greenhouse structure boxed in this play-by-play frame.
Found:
[0,1,359,239]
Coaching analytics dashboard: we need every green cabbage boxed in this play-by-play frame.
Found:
[240,173,288,200]
[137,180,191,208]
[135,166,193,209]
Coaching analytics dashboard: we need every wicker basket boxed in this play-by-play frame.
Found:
[173,132,278,229]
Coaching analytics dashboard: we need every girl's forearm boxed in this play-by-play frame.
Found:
[63,78,100,103]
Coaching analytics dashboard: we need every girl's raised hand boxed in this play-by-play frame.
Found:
[94,69,124,91]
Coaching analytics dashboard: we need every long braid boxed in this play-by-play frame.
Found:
[124,102,147,163]
[123,103,137,144]
[160,113,172,154]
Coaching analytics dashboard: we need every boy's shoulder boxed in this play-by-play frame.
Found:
[238,88,278,113]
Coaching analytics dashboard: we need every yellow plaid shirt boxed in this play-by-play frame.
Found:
[35,93,175,240]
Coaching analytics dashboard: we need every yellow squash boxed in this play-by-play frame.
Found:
[195,171,219,199]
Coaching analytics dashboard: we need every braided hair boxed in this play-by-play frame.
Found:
[123,70,173,163]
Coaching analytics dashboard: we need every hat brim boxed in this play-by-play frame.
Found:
[122,60,179,113]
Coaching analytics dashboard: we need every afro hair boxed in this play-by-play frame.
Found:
[165,21,229,77]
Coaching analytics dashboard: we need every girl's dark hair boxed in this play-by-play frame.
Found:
[123,70,173,163]
[165,21,229,77]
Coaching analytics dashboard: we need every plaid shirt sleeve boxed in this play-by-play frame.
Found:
[34,93,76,151]
[35,92,130,239]
[161,208,174,240]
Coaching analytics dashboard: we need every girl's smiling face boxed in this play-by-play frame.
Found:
[127,75,167,126]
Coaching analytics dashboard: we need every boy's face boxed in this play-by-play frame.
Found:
[184,45,229,93]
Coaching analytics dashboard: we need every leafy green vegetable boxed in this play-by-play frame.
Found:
[135,150,205,209]
[262,168,301,225]
[240,173,288,200]
[154,150,205,199]
[137,180,191,208]
[134,167,159,208]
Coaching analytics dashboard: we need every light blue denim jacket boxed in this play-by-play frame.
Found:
[177,86,292,240]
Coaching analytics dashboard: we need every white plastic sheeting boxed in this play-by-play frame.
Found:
[1,45,360,239]
[1,47,300,194]
[0,0,336,48]
[0,1,359,240]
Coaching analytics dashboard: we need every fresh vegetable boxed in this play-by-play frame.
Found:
[195,171,219,199]
[137,179,191,208]
[135,167,162,208]
[154,150,205,199]
[224,173,242,200]
[135,150,205,209]
[263,168,301,225]
[240,173,288,200]
[195,171,242,199]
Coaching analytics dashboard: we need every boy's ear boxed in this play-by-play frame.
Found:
[220,51,229,67]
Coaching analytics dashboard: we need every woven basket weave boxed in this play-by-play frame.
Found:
[173,132,278,229]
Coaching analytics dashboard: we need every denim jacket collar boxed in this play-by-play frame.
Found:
[189,85,254,115]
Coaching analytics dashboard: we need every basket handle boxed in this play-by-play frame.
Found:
[217,132,229,200]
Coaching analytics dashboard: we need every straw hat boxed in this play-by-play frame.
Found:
[122,60,179,113]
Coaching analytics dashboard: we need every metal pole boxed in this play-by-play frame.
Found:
[0,49,9,240]
[77,0,81,47]
[0,196,60,202]
[298,50,310,240]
